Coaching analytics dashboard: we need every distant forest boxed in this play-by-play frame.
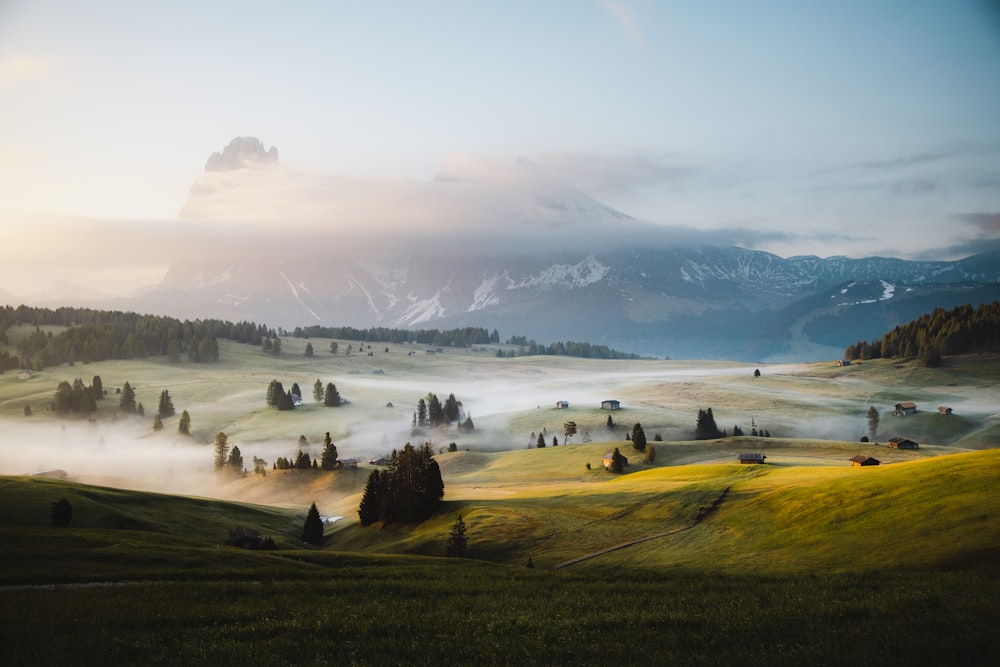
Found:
[291,325,648,360]
[0,305,269,371]
[844,301,1000,365]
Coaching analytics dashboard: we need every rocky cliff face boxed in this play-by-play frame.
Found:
[204,136,279,172]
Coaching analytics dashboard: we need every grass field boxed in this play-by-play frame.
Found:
[1,337,998,663]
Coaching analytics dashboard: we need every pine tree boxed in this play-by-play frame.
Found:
[416,398,427,426]
[866,406,880,442]
[695,408,722,440]
[445,514,468,557]
[213,432,229,471]
[606,414,615,429]
[610,447,625,473]
[330,341,338,355]
[119,381,136,413]
[358,470,383,526]
[91,375,103,399]
[631,423,647,452]
[321,432,339,470]
[324,383,342,407]
[152,413,163,430]
[302,503,324,546]
[228,445,244,475]
[444,393,460,423]
[157,389,175,418]
[178,410,190,436]
[305,342,314,357]
[313,378,324,403]
[536,432,546,448]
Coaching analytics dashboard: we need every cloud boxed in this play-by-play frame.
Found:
[538,151,698,196]
[601,0,643,45]
[956,212,1000,234]
[0,55,56,86]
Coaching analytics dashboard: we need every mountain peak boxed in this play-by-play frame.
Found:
[204,136,279,172]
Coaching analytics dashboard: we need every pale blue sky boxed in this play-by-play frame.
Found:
[1,1,999,292]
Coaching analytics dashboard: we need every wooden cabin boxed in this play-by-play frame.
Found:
[601,400,621,410]
[894,402,918,416]
[850,454,880,467]
[888,437,919,449]
[738,453,766,464]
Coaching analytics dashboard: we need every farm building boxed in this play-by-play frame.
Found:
[339,458,360,470]
[602,452,628,469]
[601,400,621,410]
[850,455,880,467]
[556,401,569,409]
[738,453,766,464]
[938,406,953,415]
[228,526,262,549]
[888,437,919,449]
[837,359,852,367]
[368,457,389,466]
[894,402,918,416]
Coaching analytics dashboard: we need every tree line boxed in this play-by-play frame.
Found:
[358,443,444,525]
[496,338,649,360]
[0,305,271,371]
[844,301,1000,366]
[291,325,498,348]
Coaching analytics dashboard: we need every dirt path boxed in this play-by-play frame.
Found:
[551,486,730,570]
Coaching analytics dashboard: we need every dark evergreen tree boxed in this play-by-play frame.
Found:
[427,393,444,426]
[178,410,191,436]
[358,443,443,525]
[277,390,295,411]
[866,406,880,442]
[631,423,647,452]
[157,389,175,418]
[295,450,312,469]
[606,414,615,429]
[324,383,342,407]
[695,408,722,440]
[444,393,460,423]
[119,381,136,414]
[291,383,302,401]
[305,342,314,357]
[536,432,546,448]
[610,447,625,473]
[321,432,339,470]
[50,498,72,527]
[445,514,468,557]
[460,415,475,431]
[228,445,244,475]
[136,402,145,417]
[552,435,558,447]
[302,502,324,546]
[91,375,103,399]
[416,398,428,426]
[213,432,229,471]
[358,470,383,525]
[313,378,324,402]
[152,413,163,430]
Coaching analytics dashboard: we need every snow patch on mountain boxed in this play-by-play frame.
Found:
[469,273,503,311]
[398,290,448,326]
[278,271,320,321]
[511,255,609,290]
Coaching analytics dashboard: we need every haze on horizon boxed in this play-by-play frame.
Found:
[1,1,999,297]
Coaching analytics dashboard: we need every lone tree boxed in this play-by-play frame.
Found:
[152,413,164,431]
[644,444,656,464]
[119,382,137,414]
[213,432,230,471]
[563,421,577,445]
[228,445,245,476]
[631,423,647,452]
[606,414,615,429]
[695,408,722,440]
[305,342,314,357]
[610,447,626,474]
[313,379,324,403]
[324,383,342,407]
[157,389,175,418]
[445,514,468,557]
[866,406,880,442]
[536,432,546,448]
[178,410,191,436]
[302,503,324,546]
[50,498,72,527]
[321,432,339,470]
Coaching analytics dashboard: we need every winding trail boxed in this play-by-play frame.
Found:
[551,486,730,570]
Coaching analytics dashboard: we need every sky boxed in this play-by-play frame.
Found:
[1,1,999,296]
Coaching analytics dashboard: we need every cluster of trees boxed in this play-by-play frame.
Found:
[53,376,103,415]
[274,451,317,470]
[291,325,498,348]
[845,302,1000,366]
[495,338,648,360]
[358,443,444,525]
[413,392,472,430]
[212,432,244,476]
[0,306,272,371]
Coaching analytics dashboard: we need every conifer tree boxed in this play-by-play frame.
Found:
[445,514,468,557]
[228,445,244,475]
[631,423,647,452]
[324,383,342,407]
[158,389,175,418]
[866,406,880,442]
[563,421,577,444]
[152,413,163,430]
[321,432,339,470]
[119,381,136,414]
[313,378,324,402]
[695,408,722,440]
[178,410,191,436]
[213,432,229,471]
[536,432,546,448]
[302,503,324,546]
[358,470,383,526]
[610,447,625,473]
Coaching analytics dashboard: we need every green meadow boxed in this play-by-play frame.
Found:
[1,335,998,664]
